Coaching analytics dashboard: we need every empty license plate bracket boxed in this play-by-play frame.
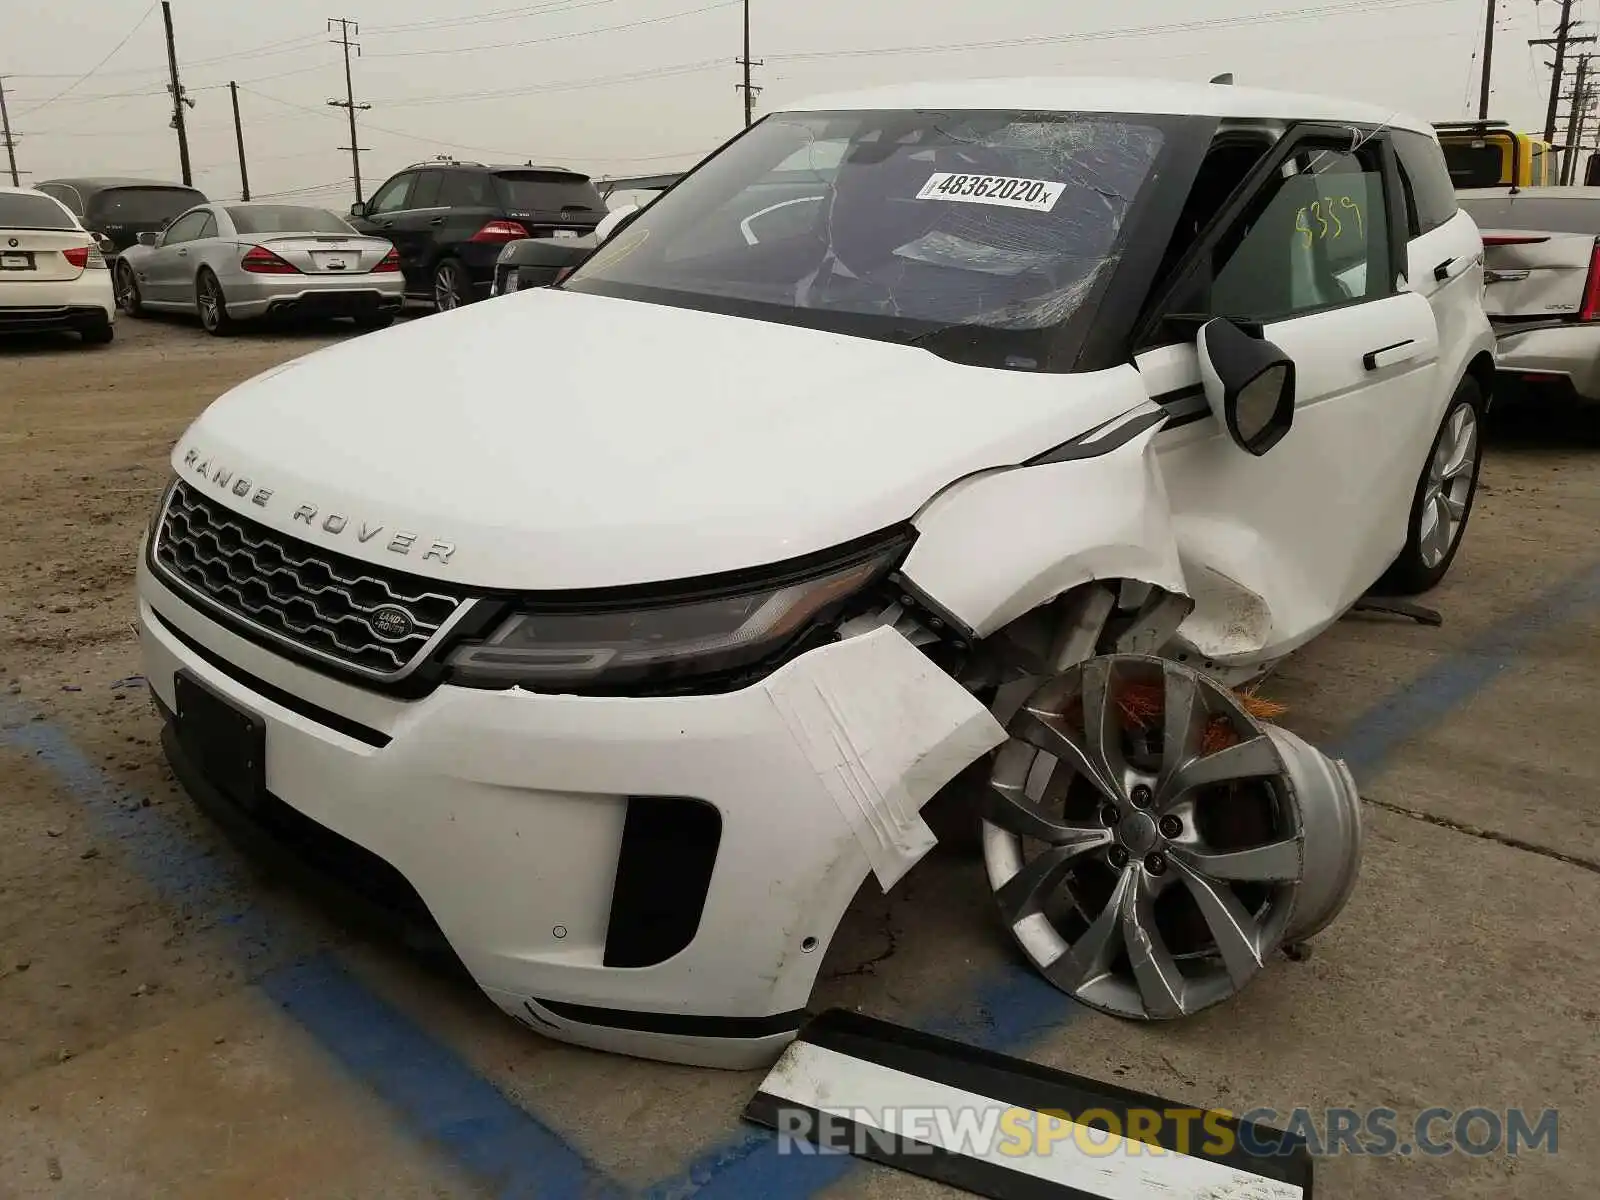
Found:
[174,670,265,811]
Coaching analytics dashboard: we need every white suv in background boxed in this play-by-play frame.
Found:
[137,77,1494,1069]
[0,186,115,344]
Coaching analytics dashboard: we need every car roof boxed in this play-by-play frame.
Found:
[36,177,203,194]
[780,75,1432,135]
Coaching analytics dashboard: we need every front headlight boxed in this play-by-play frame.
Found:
[446,541,907,691]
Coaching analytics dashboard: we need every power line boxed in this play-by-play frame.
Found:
[1532,0,1596,143]
[767,0,1459,63]
[370,58,725,107]
[14,1,158,117]
[327,18,371,203]
[363,0,739,59]
[362,0,618,36]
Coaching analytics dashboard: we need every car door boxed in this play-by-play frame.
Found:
[1389,130,1483,358]
[1135,125,1442,654]
[354,170,438,291]
[142,208,210,304]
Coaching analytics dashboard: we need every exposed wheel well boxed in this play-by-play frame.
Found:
[1464,350,1496,408]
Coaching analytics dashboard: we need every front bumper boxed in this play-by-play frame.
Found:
[1491,320,1600,401]
[137,553,1003,1068]
[227,276,405,321]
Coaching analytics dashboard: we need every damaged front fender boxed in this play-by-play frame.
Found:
[897,404,1188,639]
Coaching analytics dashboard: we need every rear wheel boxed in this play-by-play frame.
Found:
[115,262,144,317]
[432,258,471,312]
[1375,376,1485,596]
[196,269,235,337]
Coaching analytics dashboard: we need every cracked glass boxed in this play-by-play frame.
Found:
[562,108,1180,368]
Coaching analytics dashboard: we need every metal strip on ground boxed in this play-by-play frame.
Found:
[743,1009,1310,1200]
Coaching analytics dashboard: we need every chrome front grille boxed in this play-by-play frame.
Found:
[152,481,471,679]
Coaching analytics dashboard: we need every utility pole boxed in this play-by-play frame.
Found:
[327,18,372,203]
[1560,54,1593,184]
[1478,0,1496,119]
[229,81,250,201]
[161,1,193,186]
[0,76,19,187]
[1531,0,1595,145]
[735,0,762,128]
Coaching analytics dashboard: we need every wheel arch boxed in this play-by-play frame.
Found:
[1462,348,1496,409]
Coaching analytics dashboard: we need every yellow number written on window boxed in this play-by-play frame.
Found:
[1294,196,1365,248]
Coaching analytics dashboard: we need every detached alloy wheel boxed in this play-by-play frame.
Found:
[116,262,144,317]
[432,259,470,311]
[196,270,235,337]
[1377,377,1485,595]
[982,654,1363,1020]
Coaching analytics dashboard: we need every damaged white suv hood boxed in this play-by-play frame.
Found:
[173,287,1145,590]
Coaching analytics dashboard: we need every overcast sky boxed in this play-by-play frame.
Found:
[0,0,1583,205]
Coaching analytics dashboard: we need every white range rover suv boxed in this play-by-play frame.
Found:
[138,77,1494,1069]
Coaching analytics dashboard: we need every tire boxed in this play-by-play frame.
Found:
[1375,376,1486,596]
[352,312,395,331]
[431,258,471,312]
[80,319,114,346]
[196,269,235,337]
[115,262,144,317]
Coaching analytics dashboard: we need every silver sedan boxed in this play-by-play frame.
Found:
[114,202,404,335]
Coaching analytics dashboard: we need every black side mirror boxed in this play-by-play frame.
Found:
[1196,317,1296,456]
[349,201,368,219]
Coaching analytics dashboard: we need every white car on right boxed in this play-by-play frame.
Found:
[1458,185,1600,405]
[0,185,115,345]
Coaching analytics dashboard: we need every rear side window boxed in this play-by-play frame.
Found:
[228,205,354,234]
[494,171,606,213]
[0,191,76,230]
[87,187,207,224]
[409,171,443,209]
[1393,132,1459,234]
[1457,195,1600,234]
[37,184,83,216]
[438,171,492,207]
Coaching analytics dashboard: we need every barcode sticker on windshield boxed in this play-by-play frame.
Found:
[915,172,1066,212]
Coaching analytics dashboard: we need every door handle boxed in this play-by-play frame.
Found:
[1363,338,1418,371]
[428,216,445,226]
[373,220,392,229]
[1433,254,1477,283]
[177,248,188,256]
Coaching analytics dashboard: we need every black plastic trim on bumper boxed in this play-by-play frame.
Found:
[157,706,457,964]
[0,304,112,332]
[532,996,808,1040]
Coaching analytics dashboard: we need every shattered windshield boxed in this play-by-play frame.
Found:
[561,109,1181,367]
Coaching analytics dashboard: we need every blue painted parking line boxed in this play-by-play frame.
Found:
[9,556,1600,1200]
[263,955,621,1200]
[0,699,614,1200]
[646,557,1600,1199]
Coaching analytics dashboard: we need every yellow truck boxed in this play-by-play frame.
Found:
[1434,121,1556,188]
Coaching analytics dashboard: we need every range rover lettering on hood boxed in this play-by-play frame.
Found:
[180,445,458,566]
